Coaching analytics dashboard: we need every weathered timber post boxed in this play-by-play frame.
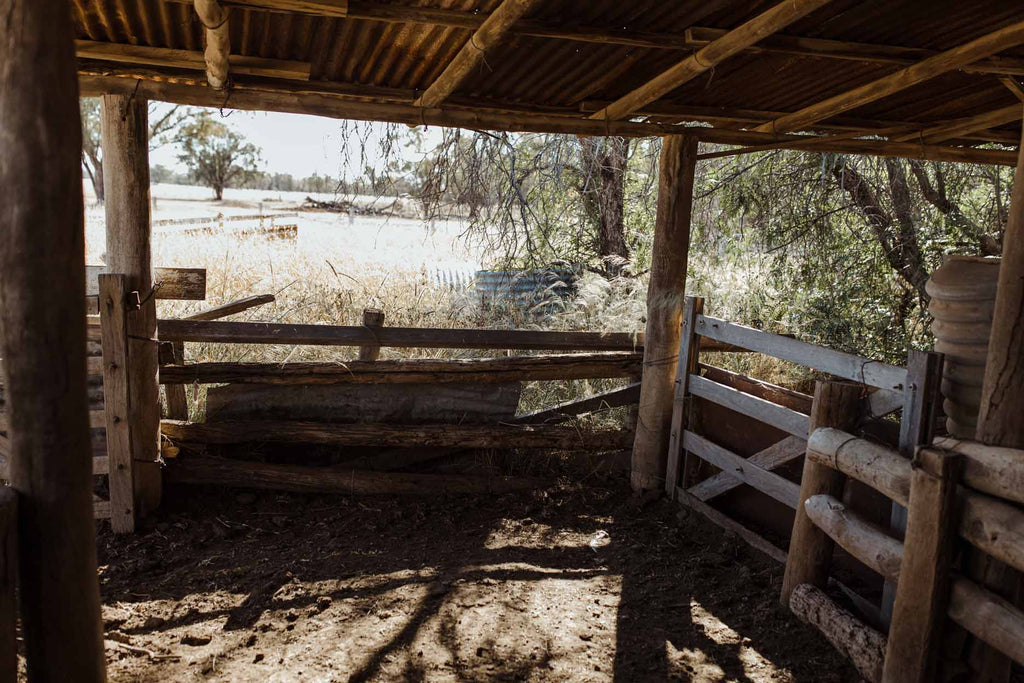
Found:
[0,488,16,680]
[665,295,704,496]
[780,381,862,606]
[359,308,385,362]
[102,93,162,515]
[970,105,1024,681]
[631,134,698,491]
[0,0,107,678]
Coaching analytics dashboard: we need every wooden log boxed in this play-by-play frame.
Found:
[755,21,1024,134]
[892,104,1023,145]
[666,296,702,495]
[99,275,135,533]
[102,92,162,514]
[0,0,106,677]
[514,382,640,425]
[789,584,886,683]
[78,74,1022,166]
[682,430,801,509]
[0,488,15,681]
[589,0,835,121]
[183,293,275,321]
[85,265,207,300]
[697,315,907,392]
[158,319,645,351]
[166,455,544,494]
[883,450,962,683]
[194,0,230,89]
[632,134,697,491]
[357,308,384,362]
[932,438,1024,505]
[688,435,807,503]
[161,419,634,450]
[161,353,643,385]
[804,494,903,582]
[415,0,542,108]
[780,382,863,607]
[689,374,810,439]
[76,40,310,81]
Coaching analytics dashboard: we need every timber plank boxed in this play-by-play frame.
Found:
[98,275,135,533]
[688,374,811,438]
[688,435,807,503]
[682,430,801,509]
[85,265,206,300]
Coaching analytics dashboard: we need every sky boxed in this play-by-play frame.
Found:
[149,104,442,180]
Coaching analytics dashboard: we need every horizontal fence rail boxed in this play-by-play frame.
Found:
[159,353,643,385]
[696,314,907,392]
[688,373,811,438]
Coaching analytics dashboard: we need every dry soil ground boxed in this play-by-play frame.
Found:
[89,481,859,682]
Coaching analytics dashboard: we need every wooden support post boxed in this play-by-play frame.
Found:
[0,0,107,678]
[99,275,136,533]
[665,296,703,496]
[0,488,16,681]
[882,449,962,683]
[780,381,862,607]
[882,349,943,624]
[358,308,385,361]
[631,134,697,491]
[164,342,189,420]
[969,103,1024,682]
[102,92,162,515]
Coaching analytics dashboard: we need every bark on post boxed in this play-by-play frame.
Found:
[970,105,1024,681]
[358,308,385,362]
[780,381,862,606]
[631,134,698,491]
[102,93,162,515]
[0,0,107,678]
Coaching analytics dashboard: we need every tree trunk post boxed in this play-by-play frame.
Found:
[358,308,385,362]
[631,134,698,492]
[102,93,162,516]
[969,105,1024,681]
[0,0,107,678]
[780,381,862,607]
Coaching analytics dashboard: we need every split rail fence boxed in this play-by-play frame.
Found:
[665,295,1024,679]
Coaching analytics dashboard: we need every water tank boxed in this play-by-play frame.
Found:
[926,256,1001,438]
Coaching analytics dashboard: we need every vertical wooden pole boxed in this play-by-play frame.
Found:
[969,106,1024,682]
[881,349,944,624]
[780,381,862,607]
[100,275,136,533]
[632,134,698,491]
[0,488,16,681]
[358,308,385,362]
[665,295,703,496]
[164,341,189,420]
[0,0,107,678]
[102,93,162,515]
[882,449,961,683]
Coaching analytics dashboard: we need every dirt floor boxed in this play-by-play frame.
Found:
[88,480,859,682]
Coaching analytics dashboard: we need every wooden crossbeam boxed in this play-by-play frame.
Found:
[1002,77,1024,102]
[78,72,1021,166]
[756,20,1024,134]
[415,0,542,108]
[76,40,310,80]
[589,0,834,122]
[193,0,231,89]
[892,104,1023,144]
[687,435,807,503]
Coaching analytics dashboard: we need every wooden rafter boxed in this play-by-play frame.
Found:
[1001,76,1024,102]
[76,40,310,80]
[892,104,1023,144]
[193,0,230,89]
[589,0,836,122]
[414,0,542,109]
[162,0,1024,78]
[755,20,1024,135]
[78,72,1020,166]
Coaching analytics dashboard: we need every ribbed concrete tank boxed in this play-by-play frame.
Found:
[926,256,1001,438]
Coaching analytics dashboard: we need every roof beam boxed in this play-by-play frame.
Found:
[892,104,1023,144]
[77,71,1019,166]
[76,40,310,80]
[1001,77,1024,102]
[755,20,1024,134]
[588,0,836,122]
[193,0,231,89]
[414,0,542,108]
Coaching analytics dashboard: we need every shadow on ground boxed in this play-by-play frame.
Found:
[93,480,858,682]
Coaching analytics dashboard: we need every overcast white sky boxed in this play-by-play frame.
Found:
[149,104,440,180]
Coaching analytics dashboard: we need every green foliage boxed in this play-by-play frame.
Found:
[177,113,262,200]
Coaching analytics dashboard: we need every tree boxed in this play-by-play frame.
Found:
[177,113,261,200]
[80,99,200,203]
